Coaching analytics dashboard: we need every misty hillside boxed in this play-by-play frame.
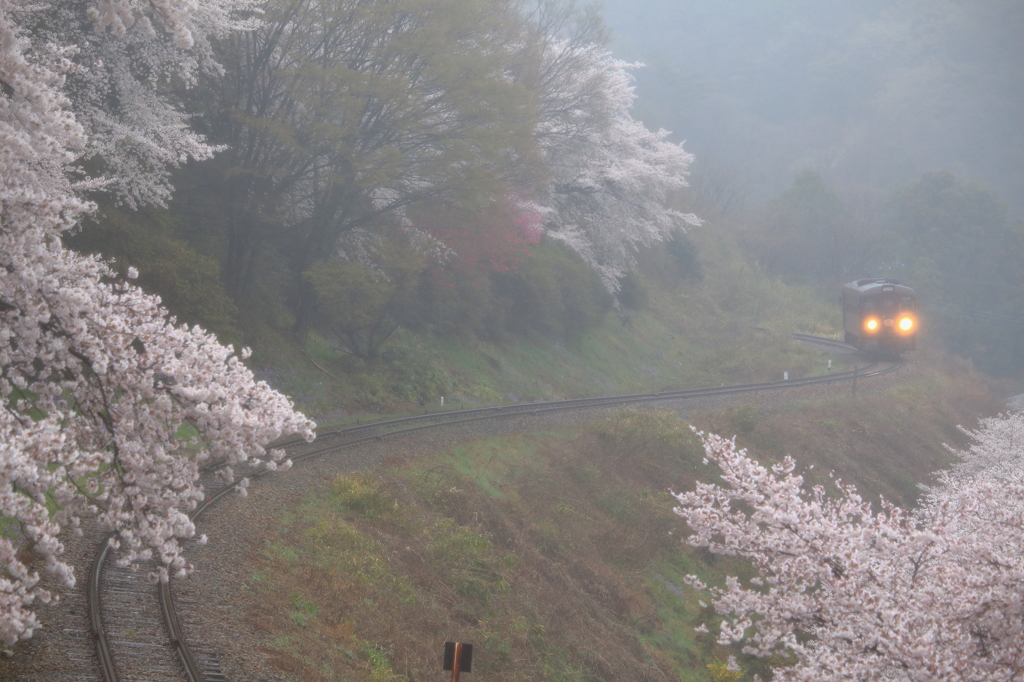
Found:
[601,0,1024,216]
[4,0,1024,679]
[590,0,1024,378]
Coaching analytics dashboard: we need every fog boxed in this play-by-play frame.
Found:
[599,0,1024,218]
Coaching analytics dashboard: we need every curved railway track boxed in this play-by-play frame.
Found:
[88,333,896,682]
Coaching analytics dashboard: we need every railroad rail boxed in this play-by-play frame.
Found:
[89,333,898,682]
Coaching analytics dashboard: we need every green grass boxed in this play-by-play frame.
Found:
[243,227,852,425]
[244,351,1002,681]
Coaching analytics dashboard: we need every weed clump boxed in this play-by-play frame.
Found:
[332,474,399,519]
[594,407,704,463]
[707,659,744,682]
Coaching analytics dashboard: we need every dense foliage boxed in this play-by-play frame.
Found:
[183,0,541,325]
[37,0,696,356]
[888,172,1024,376]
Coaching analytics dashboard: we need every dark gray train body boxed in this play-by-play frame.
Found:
[842,279,917,353]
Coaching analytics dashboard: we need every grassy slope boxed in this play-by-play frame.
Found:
[248,362,1001,682]
[247,227,851,424]
[241,230,1009,681]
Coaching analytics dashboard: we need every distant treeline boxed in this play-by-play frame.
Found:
[737,170,1024,377]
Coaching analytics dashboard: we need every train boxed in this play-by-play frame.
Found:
[842,278,917,353]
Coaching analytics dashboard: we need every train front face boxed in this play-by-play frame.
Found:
[843,279,917,352]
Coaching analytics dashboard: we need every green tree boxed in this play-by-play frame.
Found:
[304,229,425,359]
[185,0,540,330]
[743,171,880,284]
[888,171,1024,376]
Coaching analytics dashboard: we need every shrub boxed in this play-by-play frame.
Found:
[665,229,703,280]
[332,474,399,519]
[509,240,611,338]
[411,239,611,341]
[402,266,494,339]
[594,408,703,462]
[616,270,649,310]
[707,660,744,682]
[66,203,238,334]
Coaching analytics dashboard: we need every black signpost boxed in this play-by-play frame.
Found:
[443,641,473,682]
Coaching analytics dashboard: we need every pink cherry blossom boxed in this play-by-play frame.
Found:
[673,416,1024,681]
[0,0,312,645]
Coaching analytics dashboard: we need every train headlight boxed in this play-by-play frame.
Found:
[899,316,914,332]
[864,317,880,332]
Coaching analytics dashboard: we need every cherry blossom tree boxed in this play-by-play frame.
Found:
[534,41,701,291]
[1,0,313,645]
[672,419,1024,681]
[414,195,546,274]
[27,0,260,208]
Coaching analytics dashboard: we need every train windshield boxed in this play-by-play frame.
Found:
[899,296,915,312]
[881,299,896,315]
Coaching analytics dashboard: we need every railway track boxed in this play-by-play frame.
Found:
[87,333,897,682]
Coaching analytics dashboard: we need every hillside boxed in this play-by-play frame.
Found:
[245,226,847,424]
[178,356,1002,682]
[2,207,1012,680]
[168,229,1011,682]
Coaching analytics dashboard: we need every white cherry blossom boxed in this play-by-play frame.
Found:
[0,0,312,645]
[673,418,1024,681]
[536,44,700,291]
[33,0,260,207]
